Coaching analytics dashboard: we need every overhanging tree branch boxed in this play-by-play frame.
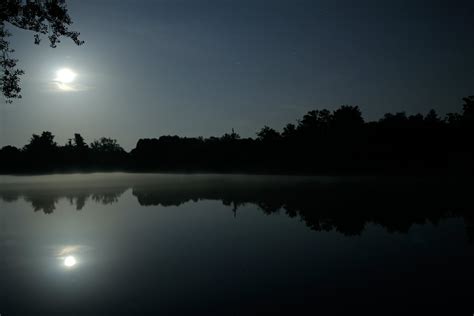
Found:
[0,0,83,102]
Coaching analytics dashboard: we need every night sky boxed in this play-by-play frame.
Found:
[2,0,474,149]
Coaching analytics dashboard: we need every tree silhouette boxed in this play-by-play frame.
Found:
[0,0,83,102]
[90,137,124,153]
[332,105,364,128]
[379,112,408,126]
[73,133,87,149]
[0,97,473,175]
[220,129,240,142]
[297,109,332,134]
[23,131,57,153]
[462,96,474,123]
[282,123,296,138]
[445,112,462,126]
[257,126,281,142]
[424,109,442,126]
[408,113,424,125]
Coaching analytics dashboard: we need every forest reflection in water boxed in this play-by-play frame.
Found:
[1,173,472,239]
[1,173,474,315]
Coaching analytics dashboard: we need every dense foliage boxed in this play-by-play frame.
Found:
[0,97,473,174]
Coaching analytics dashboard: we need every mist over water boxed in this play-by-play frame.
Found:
[1,173,473,315]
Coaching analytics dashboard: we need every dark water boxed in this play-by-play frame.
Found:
[0,173,473,315]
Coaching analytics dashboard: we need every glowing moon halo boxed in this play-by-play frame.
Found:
[64,256,77,267]
[55,68,77,84]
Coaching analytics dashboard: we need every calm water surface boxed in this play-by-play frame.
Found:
[0,173,473,315]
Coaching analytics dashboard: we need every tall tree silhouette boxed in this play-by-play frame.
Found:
[332,105,364,128]
[73,133,87,149]
[23,131,57,153]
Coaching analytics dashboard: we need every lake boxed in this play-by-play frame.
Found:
[0,173,473,315]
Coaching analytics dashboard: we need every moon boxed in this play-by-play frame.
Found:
[64,256,77,267]
[56,68,77,84]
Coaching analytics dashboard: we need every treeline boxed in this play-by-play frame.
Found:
[0,133,128,173]
[1,96,473,174]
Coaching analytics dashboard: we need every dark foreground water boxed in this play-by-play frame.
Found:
[0,173,473,315]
